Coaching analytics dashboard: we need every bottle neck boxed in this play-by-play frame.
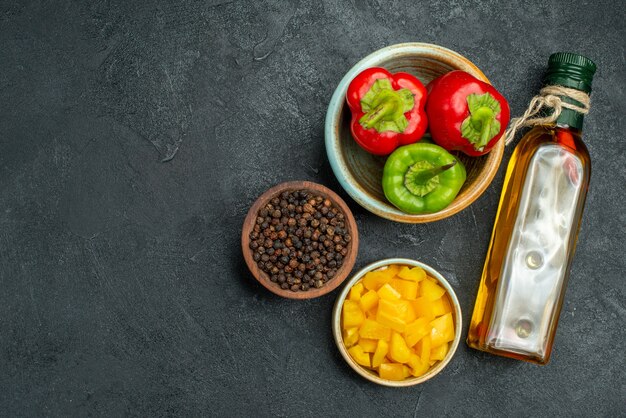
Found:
[553,92,585,131]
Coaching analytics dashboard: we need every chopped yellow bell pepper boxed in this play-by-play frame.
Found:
[359,289,379,312]
[415,335,431,365]
[358,338,378,353]
[377,283,401,301]
[348,345,371,367]
[372,339,389,368]
[389,332,411,363]
[379,363,405,381]
[341,264,455,382]
[403,318,430,347]
[420,279,446,301]
[411,297,436,321]
[376,299,407,332]
[430,343,449,361]
[398,266,426,282]
[430,313,455,348]
[408,354,429,377]
[343,327,360,347]
[380,264,401,278]
[376,310,406,333]
[431,297,446,316]
[349,282,364,301]
[342,300,365,329]
[362,271,391,291]
[379,298,413,319]
[390,279,418,300]
[359,319,391,341]
[398,300,417,323]
[441,295,453,314]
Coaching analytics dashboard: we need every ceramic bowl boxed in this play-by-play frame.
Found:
[242,181,359,299]
[332,258,462,386]
[325,43,504,223]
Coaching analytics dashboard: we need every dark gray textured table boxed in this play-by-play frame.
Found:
[2,1,625,416]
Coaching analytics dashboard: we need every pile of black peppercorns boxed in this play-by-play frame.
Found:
[249,190,351,292]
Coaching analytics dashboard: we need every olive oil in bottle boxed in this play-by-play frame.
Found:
[467,53,596,364]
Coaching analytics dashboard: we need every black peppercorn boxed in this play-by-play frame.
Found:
[249,189,351,293]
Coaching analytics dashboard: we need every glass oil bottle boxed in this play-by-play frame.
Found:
[467,53,596,364]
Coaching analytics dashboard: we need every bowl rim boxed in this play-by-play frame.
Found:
[325,42,505,223]
[331,258,462,387]
[241,181,359,299]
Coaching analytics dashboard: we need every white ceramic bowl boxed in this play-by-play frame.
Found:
[332,258,462,387]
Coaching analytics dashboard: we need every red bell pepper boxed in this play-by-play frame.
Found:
[346,67,428,155]
[426,71,510,156]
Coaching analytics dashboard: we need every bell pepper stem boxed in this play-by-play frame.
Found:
[461,93,502,151]
[358,79,414,133]
[361,101,396,129]
[470,107,495,150]
[478,117,493,149]
[412,161,457,183]
[404,160,457,197]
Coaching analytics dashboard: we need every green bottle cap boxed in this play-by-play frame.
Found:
[544,52,596,93]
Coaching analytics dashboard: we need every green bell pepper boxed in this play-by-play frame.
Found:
[382,143,466,214]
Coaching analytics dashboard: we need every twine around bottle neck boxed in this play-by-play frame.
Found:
[504,85,591,145]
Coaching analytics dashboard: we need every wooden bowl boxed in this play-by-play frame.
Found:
[325,43,504,223]
[332,258,462,387]
[242,181,359,299]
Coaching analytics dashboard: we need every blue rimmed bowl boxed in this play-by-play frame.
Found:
[325,43,504,223]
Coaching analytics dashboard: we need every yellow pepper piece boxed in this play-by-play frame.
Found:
[362,271,391,291]
[441,295,453,314]
[359,289,379,312]
[390,279,418,300]
[379,363,405,381]
[358,338,378,353]
[380,264,401,279]
[397,266,426,282]
[343,327,360,347]
[372,339,389,368]
[348,345,371,368]
[420,279,446,301]
[377,283,401,301]
[430,313,455,348]
[342,300,366,329]
[431,297,446,316]
[376,310,406,333]
[430,343,449,361]
[411,297,436,321]
[403,318,430,347]
[402,365,411,378]
[376,299,407,332]
[415,335,431,365]
[359,319,392,341]
[349,282,364,301]
[398,300,417,323]
[378,298,409,318]
[408,353,429,377]
[389,332,411,363]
